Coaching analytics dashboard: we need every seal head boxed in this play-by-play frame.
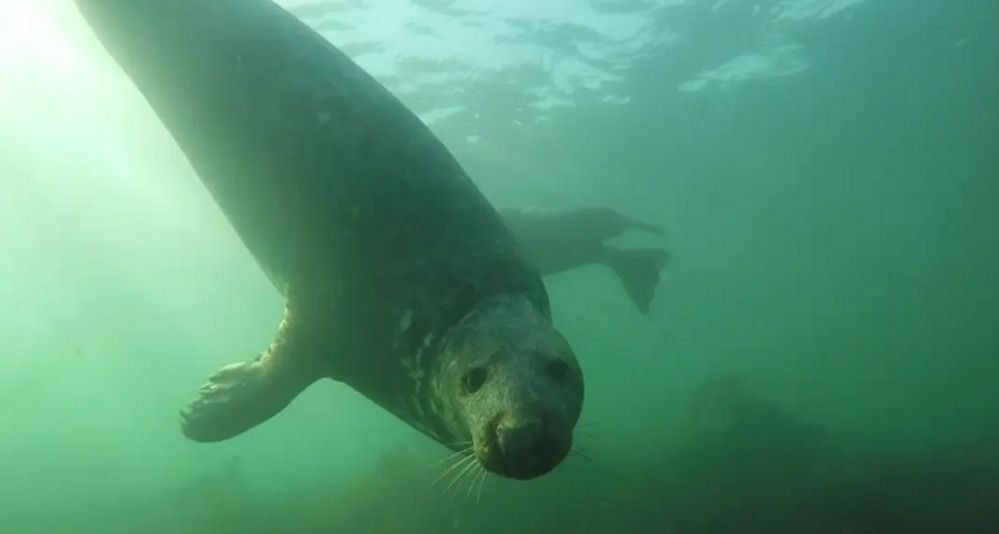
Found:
[432,295,584,480]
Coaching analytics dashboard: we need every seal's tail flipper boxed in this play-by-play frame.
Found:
[625,217,666,236]
[180,310,321,442]
[602,247,669,314]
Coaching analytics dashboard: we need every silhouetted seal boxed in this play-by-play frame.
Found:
[74,0,582,479]
[500,207,669,313]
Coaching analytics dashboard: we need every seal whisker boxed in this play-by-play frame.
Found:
[444,456,479,498]
[475,466,489,504]
[428,446,473,469]
[429,451,475,490]
[465,464,486,501]
[563,453,580,470]
[441,451,476,479]
[570,446,593,462]
[455,458,482,498]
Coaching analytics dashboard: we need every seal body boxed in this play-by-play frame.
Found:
[74,0,582,479]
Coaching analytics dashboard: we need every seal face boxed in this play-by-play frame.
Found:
[73,0,584,479]
[432,295,584,479]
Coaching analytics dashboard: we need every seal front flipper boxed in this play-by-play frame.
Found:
[180,307,322,442]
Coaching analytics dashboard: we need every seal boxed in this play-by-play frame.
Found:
[500,207,669,313]
[74,0,583,479]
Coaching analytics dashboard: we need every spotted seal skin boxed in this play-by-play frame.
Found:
[74,0,583,479]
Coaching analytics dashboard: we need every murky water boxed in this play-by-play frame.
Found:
[2,0,996,532]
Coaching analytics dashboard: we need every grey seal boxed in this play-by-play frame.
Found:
[500,207,669,313]
[74,0,582,480]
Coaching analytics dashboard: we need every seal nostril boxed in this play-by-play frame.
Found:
[463,366,488,394]
[492,416,567,479]
[497,417,544,457]
[547,360,570,381]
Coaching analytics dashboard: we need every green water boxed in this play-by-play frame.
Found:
[1,0,996,532]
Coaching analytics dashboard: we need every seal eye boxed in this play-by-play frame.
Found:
[547,360,570,382]
[463,367,488,394]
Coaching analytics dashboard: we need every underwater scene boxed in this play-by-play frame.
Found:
[1,0,997,532]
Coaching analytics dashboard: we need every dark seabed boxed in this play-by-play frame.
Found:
[1,0,996,532]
